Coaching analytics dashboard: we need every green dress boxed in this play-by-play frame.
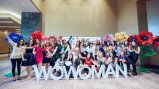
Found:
[54,45,62,62]
[62,44,68,59]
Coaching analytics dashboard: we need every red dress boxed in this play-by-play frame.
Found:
[34,46,45,64]
[83,57,93,67]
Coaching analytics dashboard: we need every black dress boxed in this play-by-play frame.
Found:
[129,51,139,75]
[22,49,35,66]
[74,58,81,70]
[43,51,51,63]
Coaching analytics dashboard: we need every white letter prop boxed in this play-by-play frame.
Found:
[33,65,51,81]
[33,64,128,80]
[63,66,75,80]
[72,66,81,80]
[78,66,91,80]
[115,64,128,78]
[104,64,116,78]
[50,66,64,80]
[91,65,105,79]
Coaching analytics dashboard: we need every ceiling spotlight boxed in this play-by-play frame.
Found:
[22,3,26,6]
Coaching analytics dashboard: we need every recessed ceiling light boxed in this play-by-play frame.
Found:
[0,26,20,28]
[0,17,10,19]
[0,11,21,19]
[22,3,26,6]
[0,21,13,24]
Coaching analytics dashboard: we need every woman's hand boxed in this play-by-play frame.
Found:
[1,30,8,35]
[22,58,27,61]
[4,30,8,34]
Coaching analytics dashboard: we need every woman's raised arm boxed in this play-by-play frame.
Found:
[3,31,17,46]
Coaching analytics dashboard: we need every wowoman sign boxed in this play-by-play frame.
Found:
[33,64,128,81]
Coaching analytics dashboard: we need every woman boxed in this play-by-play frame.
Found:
[65,53,73,69]
[64,39,73,59]
[93,41,99,61]
[114,41,121,64]
[55,52,66,67]
[104,41,113,60]
[33,40,45,67]
[74,51,82,70]
[53,40,63,63]
[49,41,56,67]
[73,40,81,56]
[43,41,51,69]
[22,39,35,79]
[80,53,97,76]
[65,53,74,78]
[118,51,127,68]
[62,39,68,58]
[54,52,67,76]
[97,51,107,67]
[124,41,131,70]
[80,53,97,67]
[81,40,89,57]
[129,41,140,76]
[3,31,25,81]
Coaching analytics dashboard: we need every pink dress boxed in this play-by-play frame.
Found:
[33,46,45,64]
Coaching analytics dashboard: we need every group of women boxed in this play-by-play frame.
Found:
[2,30,140,81]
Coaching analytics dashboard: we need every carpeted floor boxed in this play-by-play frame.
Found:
[0,73,159,89]
[0,56,159,89]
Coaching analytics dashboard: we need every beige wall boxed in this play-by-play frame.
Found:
[33,0,118,37]
[33,0,139,36]
[0,31,9,54]
[31,0,43,12]
[0,30,19,54]
[117,0,139,35]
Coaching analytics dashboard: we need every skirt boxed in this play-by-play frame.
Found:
[22,53,35,66]
[43,57,51,63]
[50,56,56,67]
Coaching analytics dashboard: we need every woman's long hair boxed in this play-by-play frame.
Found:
[131,41,139,50]
[68,53,74,63]
[27,39,34,47]
[17,39,25,47]
[87,52,94,61]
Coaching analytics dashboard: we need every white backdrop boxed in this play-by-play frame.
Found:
[63,37,101,42]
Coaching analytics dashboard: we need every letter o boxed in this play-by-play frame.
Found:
[79,66,91,80]
[50,66,64,80]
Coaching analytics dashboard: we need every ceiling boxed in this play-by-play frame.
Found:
[0,17,20,31]
[0,0,39,19]
[0,0,39,31]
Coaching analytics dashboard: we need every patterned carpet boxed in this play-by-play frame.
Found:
[0,56,159,89]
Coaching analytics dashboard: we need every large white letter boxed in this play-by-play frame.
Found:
[33,65,51,81]
[63,66,75,80]
[91,65,105,79]
[72,66,81,80]
[104,64,116,78]
[50,66,64,80]
[115,64,128,78]
[78,66,91,80]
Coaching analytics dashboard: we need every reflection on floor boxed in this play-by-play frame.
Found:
[0,56,159,89]
[0,55,11,75]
